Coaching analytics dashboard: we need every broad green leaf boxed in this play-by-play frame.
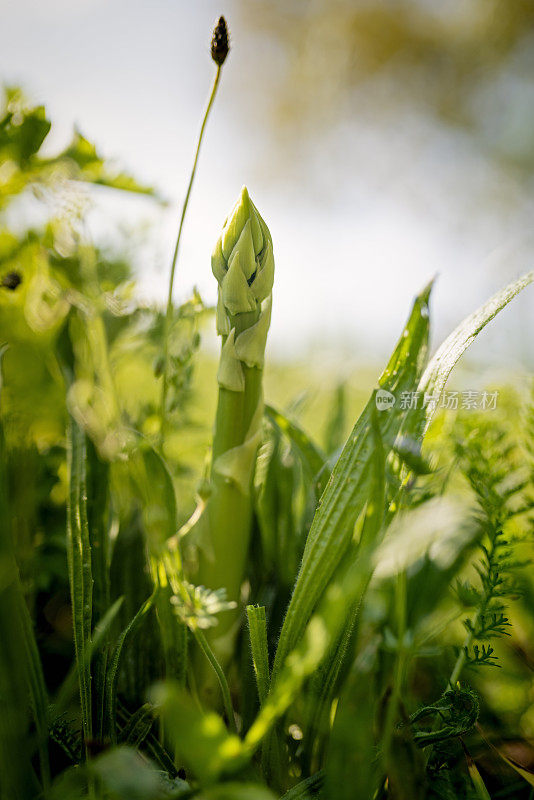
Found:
[302,410,386,768]
[0,104,51,166]
[270,283,432,687]
[256,537,380,781]
[254,429,301,589]
[126,434,188,686]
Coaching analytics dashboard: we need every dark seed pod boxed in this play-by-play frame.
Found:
[211,16,230,67]
[1,271,22,290]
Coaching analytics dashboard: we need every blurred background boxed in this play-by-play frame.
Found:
[1,0,534,376]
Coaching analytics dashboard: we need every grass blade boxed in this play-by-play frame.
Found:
[86,440,110,741]
[302,409,386,770]
[462,742,492,800]
[16,589,51,787]
[119,703,156,748]
[66,417,93,746]
[105,588,157,741]
[194,628,237,733]
[54,596,124,717]
[280,771,324,799]
[0,346,49,792]
[246,605,270,706]
[127,436,188,687]
[116,699,180,778]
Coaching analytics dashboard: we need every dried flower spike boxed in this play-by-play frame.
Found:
[211,16,230,66]
[1,271,22,290]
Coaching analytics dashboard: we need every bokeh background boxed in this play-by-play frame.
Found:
[2,0,534,374]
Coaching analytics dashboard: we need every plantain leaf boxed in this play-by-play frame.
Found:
[302,409,386,770]
[257,535,381,784]
[420,270,534,427]
[270,283,432,688]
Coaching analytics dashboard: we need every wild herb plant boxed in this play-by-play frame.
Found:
[1,16,534,800]
[453,418,530,676]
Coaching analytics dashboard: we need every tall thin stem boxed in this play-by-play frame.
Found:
[194,628,237,733]
[159,65,222,448]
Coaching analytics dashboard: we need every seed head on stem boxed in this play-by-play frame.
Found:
[211,16,230,66]
[159,16,230,448]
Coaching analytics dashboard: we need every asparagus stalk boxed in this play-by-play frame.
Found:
[197,187,274,655]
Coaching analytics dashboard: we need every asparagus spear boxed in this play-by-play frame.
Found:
[197,186,274,657]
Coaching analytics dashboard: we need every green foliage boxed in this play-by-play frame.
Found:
[1,81,534,800]
[0,89,156,207]
[407,687,480,748]
[452,414,532,675]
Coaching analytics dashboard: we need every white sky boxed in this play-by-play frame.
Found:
[1,0,533,374]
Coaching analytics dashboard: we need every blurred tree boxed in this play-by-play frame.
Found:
[235,0,534,174]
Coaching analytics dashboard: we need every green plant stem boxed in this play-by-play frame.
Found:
[423,607,483,767]
[197,309,262,629]
[383,571,408,761]
[449,632,472,688]
[193,628,237,733]
[159,65,222,449]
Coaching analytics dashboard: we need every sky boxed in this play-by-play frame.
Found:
[1,0,533,375]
